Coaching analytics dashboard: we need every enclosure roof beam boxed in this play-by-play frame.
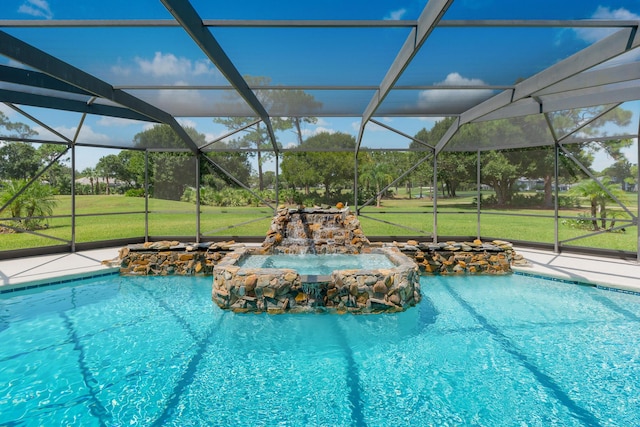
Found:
[368,119,434,150]
[0,88,158,123]
[475,80,640,123]
[1,18,637,29]
[4,102,73,143]
[161,0,279,154]
[0,30,199,153]
[460,27,637,126]
[434,116,460,155]
[0,65,92,96]
[356,0,454,152]
[535,62,640,96]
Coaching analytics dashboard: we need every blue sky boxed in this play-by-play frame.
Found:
[0,0,639,172]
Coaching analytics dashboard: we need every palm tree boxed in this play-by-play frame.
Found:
[359,161,393,208]
[0,179,26,220]
[0,180,57,230]
[569,177,626,231]
[81,167,97,194]
[22,182,57,230]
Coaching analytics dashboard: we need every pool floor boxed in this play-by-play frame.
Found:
[1,274,640,426]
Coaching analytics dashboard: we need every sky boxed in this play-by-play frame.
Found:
[0,0,639,172]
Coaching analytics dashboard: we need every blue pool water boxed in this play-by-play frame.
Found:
[238,253,395,275]
[1,274,640,426]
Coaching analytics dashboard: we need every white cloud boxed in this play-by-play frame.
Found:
[302,126,336,137]
[178,118,197,129]
[204,131,227,143]
[18,0,53,19]
[437,72,486,87]
[193,60,213,76]
[155,88,209,115]
[418,72,493,109]
[575,7,639,43]
[350,120,384,133]
[385,8,407,20]
[110,64,131,77]
[574,7,640,70]
[32,124,111,145]
[96,117,140,127]
[0,104,17,119]
[136,52,215,78]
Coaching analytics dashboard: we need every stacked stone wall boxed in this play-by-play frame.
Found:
[117,240,235,276]
[113,239,525,278]
[212,247,420,314]
[261,207,370,254]
[391,239,526,275]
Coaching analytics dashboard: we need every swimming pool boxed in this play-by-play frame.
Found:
[1,274,639,426]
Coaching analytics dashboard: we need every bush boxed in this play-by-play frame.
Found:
[0,180,57,231]
[125,188,145,197]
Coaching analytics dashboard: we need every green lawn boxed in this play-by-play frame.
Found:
[0,193,637,253]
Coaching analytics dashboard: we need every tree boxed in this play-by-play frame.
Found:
[0,111,37,139]
[413,119,475,199]
[214,77,290,191]
[627,164,638,192]
[0,112,39,181]
[602,159,635,191]
[22,181,57,230]
[203,149,252,190]
[568,177,626,231]
[481,150,526,206]
[132,124,201,200]
[358,153,393,207]
[280,131,355,200]
[280,151,319,195]
[80,167,98,194]
[544,105,633,206]
[38,143,71,194]
[95,154,123,195]
[0,142,40,180]
[116,150,145,189]
[420,105,633,208]
[272,89,322,145]
[0,179,57,231]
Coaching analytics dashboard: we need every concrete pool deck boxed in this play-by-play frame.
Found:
[0,246,639,294]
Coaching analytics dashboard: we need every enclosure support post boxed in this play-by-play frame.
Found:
[275,153,280,213]
[144,150,149,243]
[195,152,201,243]
[554,143,560,254]
[354,153,359,215]
[637,126,640,262]
[433,154,438,243]
[71,143,76,252]
[476,150,481,239]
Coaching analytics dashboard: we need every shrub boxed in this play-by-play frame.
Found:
[0,180,57,231]
[125,188,145,197]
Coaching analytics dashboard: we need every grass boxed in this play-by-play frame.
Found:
[0,193,637,253]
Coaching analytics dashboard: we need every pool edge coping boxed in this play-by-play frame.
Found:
[3,265,638,298]
[0,267,120,294]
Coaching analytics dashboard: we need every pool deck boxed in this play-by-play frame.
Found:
[0,246,639,294]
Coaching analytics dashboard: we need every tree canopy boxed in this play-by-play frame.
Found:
[281,131,355,201]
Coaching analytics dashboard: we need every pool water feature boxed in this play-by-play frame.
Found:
[213,207,421,313]
[214,246,420,314]
[238,253,396,276]
[2,274,640,426]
